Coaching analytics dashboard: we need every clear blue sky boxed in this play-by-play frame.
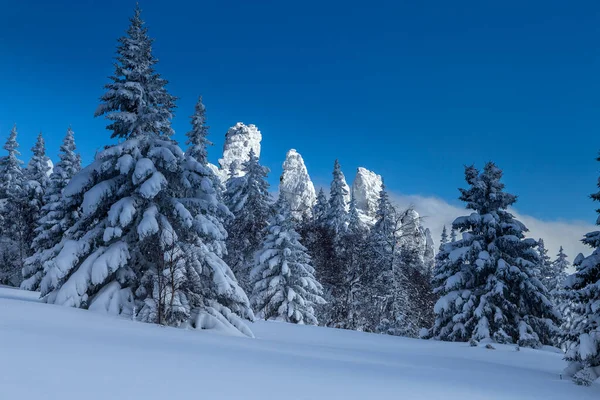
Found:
[0,0,598,222]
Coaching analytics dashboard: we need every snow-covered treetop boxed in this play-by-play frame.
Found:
[0,124,24,198]
[351,167,382,224]
[26,132,51,185]
[186,96,211,165]
[460,163,517,214]
[95,4,176,139]
[279,149,316,220]
[326,159,350,234]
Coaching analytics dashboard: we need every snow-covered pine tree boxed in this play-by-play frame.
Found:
[185,96,224,200]
[250,198,325,324]
[553,247,570,285]
[431,162,559,347]
[22,132,52,252]
[359,184,412,334]
[186,96,211,165]
[536,238,555,292]
[440,225,449,250]
[22,127,81,291]
[313,188,329,226]
[326,159,349,235]
[0,125,26,286]
[299,187,334,324]
[329,195,368,329]
[38,6,253,337]
[224,149,273,293]
[562,157,600,384]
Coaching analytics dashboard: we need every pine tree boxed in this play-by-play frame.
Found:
[22,127,81,291]
[186,96,211,165]
[299,187,334,324]
[250,198,325,324]
[224,149,273,293]
[38,6,253,336]
[23,132,51,254]
[0,125,26,285]
[552,246,570,293]
[313,188,328,226]
[562,154,600,384]
[325,159,349,235]
[440,226,449,250]
[431,163,559,347]
[536,238,555,292]
[94,4,176,139]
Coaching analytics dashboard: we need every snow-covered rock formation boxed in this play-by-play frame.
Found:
[209,122,262,182]
[279,149,316,220]
[351,167,382,225]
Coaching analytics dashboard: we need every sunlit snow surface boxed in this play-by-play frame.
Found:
[0,286,598,399]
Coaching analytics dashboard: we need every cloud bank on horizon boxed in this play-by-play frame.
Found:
[391,192,596,271]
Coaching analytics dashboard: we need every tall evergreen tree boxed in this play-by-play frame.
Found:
[439,225,449,250]
[224,149,273,293]
[325,159,349,235]
[251,198,325,324]
[23,132,51,253]
[313,188,328,226]
[94,4,176,139]
[186,96,211,165]
[552,246,570,292]
[38,6,252,336]
[22,127,81,291]
[431,163,559,347]
[562,155,600,384]
[0,125,26,285]
[536,238,555,291]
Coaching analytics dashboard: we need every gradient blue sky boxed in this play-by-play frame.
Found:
[0,0,598,223]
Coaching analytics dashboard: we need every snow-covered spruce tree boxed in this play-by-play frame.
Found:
[22,127,81,291]
[431,163,559,347]
[224,149,273,293]
[325,159,349,235]
[440,225,449,249]
[357,184,412,335]
[250,198,325,324]
[556,249,577,351]
[317,159,350,325]
[0,125,27,286]
[562,158,600,384]
[536,238,555,292]
[313,188,329,225]
[552,246,570,292]
[328,195,369,329]
[38,6,253,336]
[185,96,224,200]
[22,132,52,249]
[299,187,334,324]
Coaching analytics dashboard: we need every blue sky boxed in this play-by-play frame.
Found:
[0,0,599,225]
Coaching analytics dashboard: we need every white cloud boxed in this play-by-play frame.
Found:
[389,192,596,270]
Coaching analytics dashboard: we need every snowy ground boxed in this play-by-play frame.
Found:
[0,286,598,399]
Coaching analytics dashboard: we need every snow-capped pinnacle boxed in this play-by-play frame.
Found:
[351,167,382,224]
[46,159,54,177]
[279,149,317,220]
[210,122,262,182]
